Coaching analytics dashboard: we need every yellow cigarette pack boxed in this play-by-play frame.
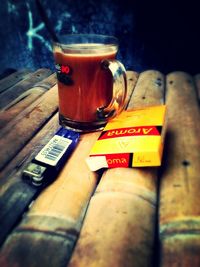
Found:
[86,105,167,171]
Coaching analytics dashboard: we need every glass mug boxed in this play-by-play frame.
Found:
[53,34,127,132]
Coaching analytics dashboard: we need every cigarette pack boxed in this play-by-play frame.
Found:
[86,105,167,171]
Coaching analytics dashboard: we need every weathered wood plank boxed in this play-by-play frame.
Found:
[0,181,38,247]
[0,71,138,267]
[0,84,58,172]
[159,72,200,266]
[0,113,60,190]
[0,68,52,110]
[0,88,46,130]
[194,74,200,104]
[0,73,57,129]
[0,69,32,94]
[125,71,139,108]
[67,70,165,267]
[0,113,60,246]
[128,70,164,108]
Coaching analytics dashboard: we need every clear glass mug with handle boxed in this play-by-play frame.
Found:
[53,34,127,132]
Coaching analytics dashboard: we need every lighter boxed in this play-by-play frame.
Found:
[22,127,80,187]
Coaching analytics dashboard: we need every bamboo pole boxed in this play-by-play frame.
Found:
[0,113,61,246]
[0,72,139,267]
[0,84,58,172]
[0,68,52,110]
[0,73,57,129]
[0,69,32,94]
[159,72,200,266]
[67,70,165,267]
[194,74,200,104]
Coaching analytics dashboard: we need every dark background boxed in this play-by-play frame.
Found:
[0,0,199,75]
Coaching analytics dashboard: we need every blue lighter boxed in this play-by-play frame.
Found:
[22,128,80,187]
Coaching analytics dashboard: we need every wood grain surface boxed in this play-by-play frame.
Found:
[159,72,200,266]
[0,84,58,172]
[0,68,52,110]
[0,69,32,94]
[0,73,57,129]
[0,72,138,267]
[0,74,56,129]
[0,113,60,247]
[194,74,200,104]
[0,69,199,267]
[67,70,165,267]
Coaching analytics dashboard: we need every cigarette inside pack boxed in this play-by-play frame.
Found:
[86,105,167,171]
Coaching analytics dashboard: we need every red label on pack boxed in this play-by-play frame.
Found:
[99,126,161,140]
[105,153,131,168]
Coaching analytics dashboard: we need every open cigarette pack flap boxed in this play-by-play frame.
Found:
[86,105,167,171]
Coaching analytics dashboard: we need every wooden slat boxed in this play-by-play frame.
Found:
[67,70,165,267]
[125,71,139,107]
[194,74,200,104]
[0,69,32,94]
[0,181,38,247]
[0,84,58,172]
[0,68,52,110]
[159,72,200,266]
[0,72,138,267]
[128,70,164,108]
[0,113,59,189]
[0,113,60,246]
[0,73,57,129]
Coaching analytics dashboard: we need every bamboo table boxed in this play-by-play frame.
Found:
[0,68,199,267]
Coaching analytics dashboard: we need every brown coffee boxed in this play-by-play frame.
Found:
[54,45,116,123]
[53,35,127,132]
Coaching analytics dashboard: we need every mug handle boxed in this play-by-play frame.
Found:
[97,59,127,120]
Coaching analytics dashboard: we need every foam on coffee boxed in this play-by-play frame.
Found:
[55,43,117,56]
